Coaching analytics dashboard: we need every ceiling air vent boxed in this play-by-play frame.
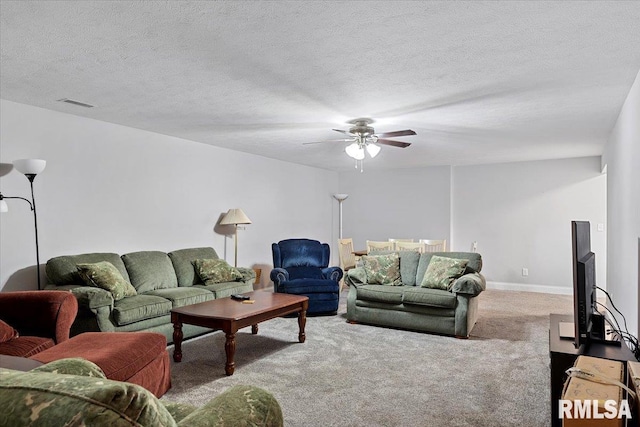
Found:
[57,98,95,108]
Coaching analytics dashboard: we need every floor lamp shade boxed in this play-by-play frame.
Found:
[333,194,348,239]
[220,209,252,267]
[14,159,46,176]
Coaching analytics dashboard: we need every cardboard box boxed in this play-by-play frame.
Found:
[629,361,640,425]
[561,355,625,427]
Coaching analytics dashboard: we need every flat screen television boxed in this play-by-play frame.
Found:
[560,221,620,348]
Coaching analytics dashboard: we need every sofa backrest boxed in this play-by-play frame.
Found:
[121,251,178,293]
[416,252,483,286]
[272,239,330,269]
[168,247,220,287]
[46,253,130,286]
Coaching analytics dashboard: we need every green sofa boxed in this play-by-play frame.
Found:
[345,251,485,338]
[0,358,283,426]
[44,247,255,344]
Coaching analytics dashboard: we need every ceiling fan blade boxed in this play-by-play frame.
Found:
[376,139,412,148]
[332,129,352,135]
[374,129,416,138]
[303,139,353,145]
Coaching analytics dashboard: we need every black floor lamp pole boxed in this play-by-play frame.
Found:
[26,175,41,291]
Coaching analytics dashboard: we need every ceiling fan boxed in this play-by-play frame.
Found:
[304,118,417,172]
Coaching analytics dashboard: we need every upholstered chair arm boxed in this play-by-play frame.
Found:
[450,272,486,297]
[235,267,256,284]
[0,290,78,344]
[322,267,343,282]
[175,385,283,426]
[345,267,367,288]
[270,268,289,287]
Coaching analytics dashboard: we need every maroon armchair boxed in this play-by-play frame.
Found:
[0,290,78,357]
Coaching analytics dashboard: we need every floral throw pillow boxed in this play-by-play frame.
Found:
[362,253,402,286]
[420,255,469,290]
[0,319,19,343]
[193,258,243,284]
[76,261,137,301]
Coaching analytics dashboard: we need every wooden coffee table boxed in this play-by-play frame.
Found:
[171,291,308,376]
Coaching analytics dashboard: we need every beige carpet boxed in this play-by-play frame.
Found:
[162,289,573,426]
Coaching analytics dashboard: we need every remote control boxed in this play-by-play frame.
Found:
[231,294,250,301]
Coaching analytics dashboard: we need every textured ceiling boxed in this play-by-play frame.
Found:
[1,1,640,171]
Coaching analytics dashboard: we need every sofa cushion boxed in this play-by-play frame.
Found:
[420,256,468,290]
[76,261,138,301]
[0,366,176,427]
[356,285,404,304]
[416,252,481,286]
[0,336,54,357]
[286,266,324,280]
[179,385,283,427]
[144,287,213,308]
[168,247,220,286]
[193,258,243,284]
[362,250,421,286]
[111,294,172,326]
[122,251,178,293]
[362,253,402,286]
[46,253,130,286]
[0,319,18,343]
[278,279,339,295]
[402,287,457,309]
[195,281,254,299]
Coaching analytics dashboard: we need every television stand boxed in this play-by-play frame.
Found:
[557,320,622,346]
[549,314,635,427]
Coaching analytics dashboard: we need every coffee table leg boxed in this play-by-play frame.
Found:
[173,320,183,362]
[225,331,236,376]
[298,309,307,343]
[251,324,258,334]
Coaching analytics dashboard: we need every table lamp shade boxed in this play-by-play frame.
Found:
[220,209,252,225]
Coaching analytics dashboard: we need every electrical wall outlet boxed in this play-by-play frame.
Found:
[471,241,478,252]
[597,223,604,232]
[522,267,529,277]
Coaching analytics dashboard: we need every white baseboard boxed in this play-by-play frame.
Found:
[486,281,572,295]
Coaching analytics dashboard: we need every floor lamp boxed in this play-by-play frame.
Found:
[220,208,252,267]
[0,159,46,290]
[333,194,348,239]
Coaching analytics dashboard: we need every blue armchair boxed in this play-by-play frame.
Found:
[270,239,343,315]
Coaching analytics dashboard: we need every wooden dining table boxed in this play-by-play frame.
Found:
[352,249,368,256]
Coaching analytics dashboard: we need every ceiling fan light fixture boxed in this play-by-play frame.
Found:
[346,142,365,160]
[366,143,381,158]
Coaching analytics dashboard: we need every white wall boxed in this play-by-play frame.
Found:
[0,100,339,291]
[337,166,451,250]
[602,69,640,338]
[452,157,607,293]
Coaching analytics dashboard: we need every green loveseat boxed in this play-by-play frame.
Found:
[44,247,255,343]
[345,251,485,338]
[0,358,283,426]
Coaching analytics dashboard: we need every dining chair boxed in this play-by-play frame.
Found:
[338,238,358,292]
[419,239,447,252]
[366,240,394,253]
[394,241,426,252]
[388,238,414,244]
